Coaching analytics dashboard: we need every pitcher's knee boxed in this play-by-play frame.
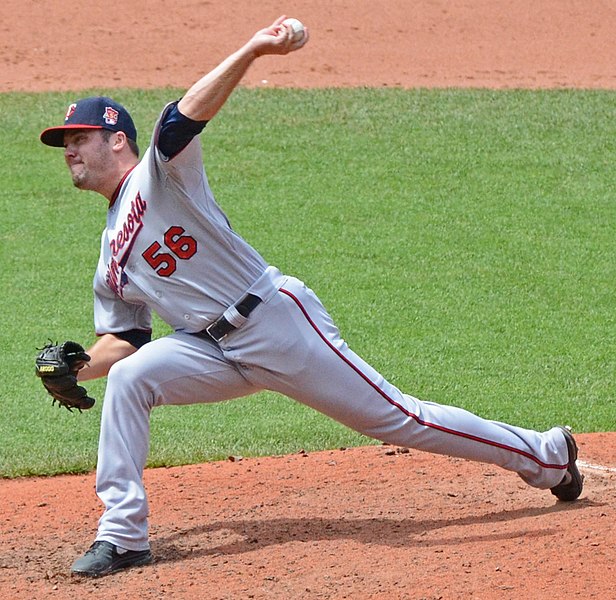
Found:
[106,357,157,406]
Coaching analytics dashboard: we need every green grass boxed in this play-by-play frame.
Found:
[1,87,615,477]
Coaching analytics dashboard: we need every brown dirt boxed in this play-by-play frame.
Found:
[5,0,616,91]
[2,1,615,598]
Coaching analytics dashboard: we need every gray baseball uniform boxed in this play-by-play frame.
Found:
[91,102,571,550]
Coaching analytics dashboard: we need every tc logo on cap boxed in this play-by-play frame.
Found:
[103,106,119,126]
[65,103,77,121]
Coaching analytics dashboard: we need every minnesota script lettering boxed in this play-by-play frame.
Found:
[106,192,148,297]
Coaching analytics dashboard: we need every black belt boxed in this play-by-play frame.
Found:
[199,293,262,342]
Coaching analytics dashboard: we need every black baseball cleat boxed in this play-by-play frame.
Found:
[550,426,584,502]
[71,541,153,577]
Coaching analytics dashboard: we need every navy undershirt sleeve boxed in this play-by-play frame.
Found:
[113,329,152,349]
[156,101,208,160]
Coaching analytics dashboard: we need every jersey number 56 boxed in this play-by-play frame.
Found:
[142,226,197,277]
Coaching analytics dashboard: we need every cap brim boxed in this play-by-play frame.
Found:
[40,124,103,147]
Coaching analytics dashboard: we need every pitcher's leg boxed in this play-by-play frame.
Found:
[278,348,567,489]
[230,280,570,490]
[95,333,259,550]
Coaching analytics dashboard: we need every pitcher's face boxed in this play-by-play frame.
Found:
[63,129,115,192]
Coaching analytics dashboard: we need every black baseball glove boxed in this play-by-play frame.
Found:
[35,341,95,412]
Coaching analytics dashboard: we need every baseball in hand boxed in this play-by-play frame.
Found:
[282,17,306,42]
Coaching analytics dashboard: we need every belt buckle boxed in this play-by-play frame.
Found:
[205,321,226,343]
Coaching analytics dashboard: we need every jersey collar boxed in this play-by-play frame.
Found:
[109,166,137,208]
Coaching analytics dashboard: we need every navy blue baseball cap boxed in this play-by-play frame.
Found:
[40,96,137,147]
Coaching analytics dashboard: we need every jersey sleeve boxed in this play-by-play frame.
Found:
[145,102,211,197]
[93,270,152,337]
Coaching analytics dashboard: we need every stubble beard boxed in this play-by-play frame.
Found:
[70,166,88,189]
[69,140,112,192]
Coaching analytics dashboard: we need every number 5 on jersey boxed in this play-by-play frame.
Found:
[142,226,197,277]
